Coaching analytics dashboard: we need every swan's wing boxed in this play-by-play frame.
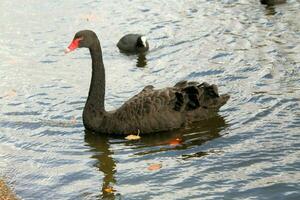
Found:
[114,85,176,121]
[115,81,229,121]
[174,81,230,111]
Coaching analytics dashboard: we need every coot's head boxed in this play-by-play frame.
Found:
[136,36,149,52]
[65,30,98,53]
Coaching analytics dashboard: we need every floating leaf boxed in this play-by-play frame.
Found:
[3,89,17,98]
[8,59,19,64]
[125,129,141,140]
[147,163,162,171]
[70,116,77,125]
[169,138,182,146]
[125,135,141,140]
[104,186,115,193]
[0,179,17,200]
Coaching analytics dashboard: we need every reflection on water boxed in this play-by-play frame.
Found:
[260,0,287,6]
[136,53,148,68]
[135,115,227,156]
[84,131,117,199]
[84,115,227,199]
[261,0,287,15]
[119,51,148,68]
[264,6,277,15]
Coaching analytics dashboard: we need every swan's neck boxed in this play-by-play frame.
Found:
[84,40,106,118]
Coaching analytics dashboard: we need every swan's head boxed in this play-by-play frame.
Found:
[65,30,98,53]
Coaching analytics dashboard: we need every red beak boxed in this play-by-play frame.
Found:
[65,38,82,53]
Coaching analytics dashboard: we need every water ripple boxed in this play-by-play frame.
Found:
[0,0,299,199]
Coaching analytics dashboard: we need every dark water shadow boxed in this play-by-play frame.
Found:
[84,114,227,199]
[261,0,287,15]
[260,0,286,16]
[136,53,147,68]
[119,51,148,68]
[264,5,277,15]
[84,131,117,200]
[134,114,228,157]
[260,0,286,6]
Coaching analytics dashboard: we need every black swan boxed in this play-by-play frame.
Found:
[65,30,230,135]
[117,34,149,53]
[260,0,286,5]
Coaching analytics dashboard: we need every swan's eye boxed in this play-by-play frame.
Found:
[65,37,83,53]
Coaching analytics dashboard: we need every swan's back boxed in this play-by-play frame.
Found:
[102,81,229,134]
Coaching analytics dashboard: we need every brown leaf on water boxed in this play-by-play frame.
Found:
[3,89,17,99]
[168,137,183,146]
[70,116,77,125]
[125,134,141,140]
[147,163,162,171]
[7,59,19,65]
[104,186,115,193]
[56,116,77,127]
[0,179,18,200]
[125,129,141,140]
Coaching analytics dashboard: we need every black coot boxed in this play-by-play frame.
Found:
[117,34,149,53]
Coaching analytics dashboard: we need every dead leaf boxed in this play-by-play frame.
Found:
[7,59,19,65]
[147,163,162,171]
[0,179,17,200]
[3,89,17,98]
[125,135,141,140]
[169,138,182,146]
[125,129,141,140]
[104,186,115,193]
[70,116,77,124]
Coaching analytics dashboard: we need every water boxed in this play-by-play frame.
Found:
[0,0,299,199]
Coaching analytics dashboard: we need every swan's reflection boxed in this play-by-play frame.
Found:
[261,0,287,15]
[133,114,228,157]
[84,114,227,198]
[260,0,286,6]
[264,5,277,15]
[84,131,117,199]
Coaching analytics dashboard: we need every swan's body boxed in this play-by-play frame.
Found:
[66,30,229,135]
[117,34,149,53]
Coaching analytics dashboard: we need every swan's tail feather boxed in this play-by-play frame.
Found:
[182,86,200,111]
[174,81,229,112]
